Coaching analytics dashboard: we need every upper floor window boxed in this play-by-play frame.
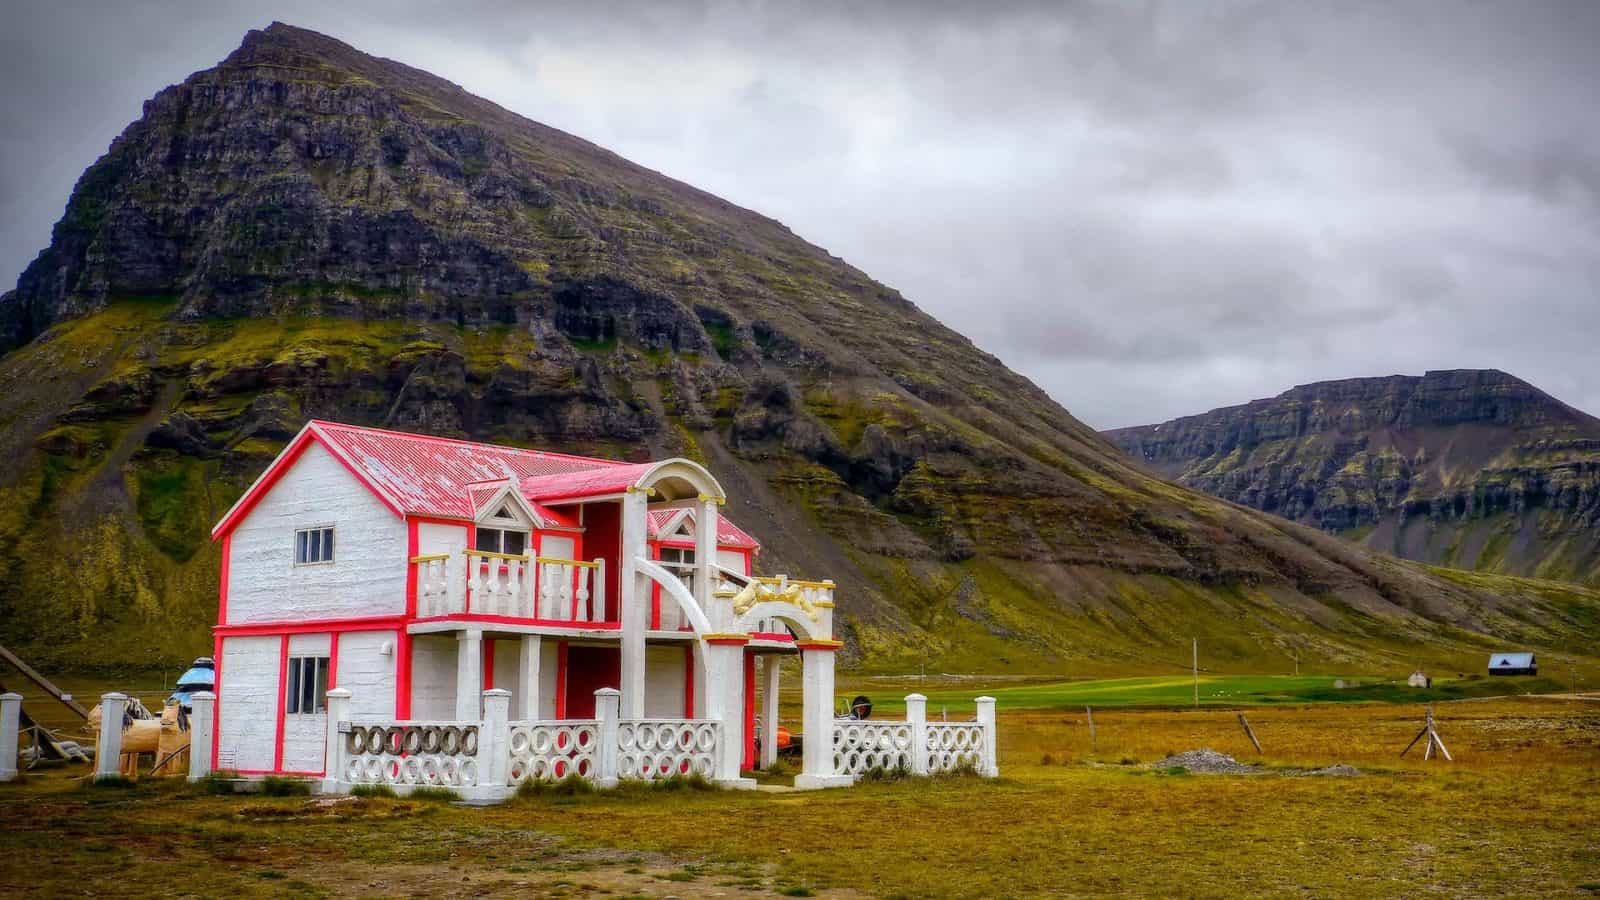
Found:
[295,526,334,565]
[476,527,527,556]
[285,655,329,715]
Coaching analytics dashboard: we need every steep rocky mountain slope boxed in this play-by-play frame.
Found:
[1107,370,1600,585]
[2,25,1596,675]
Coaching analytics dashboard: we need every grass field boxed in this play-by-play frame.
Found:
[2,693,1597,897]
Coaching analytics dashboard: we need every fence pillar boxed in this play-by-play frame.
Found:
[186,691,217,783]
[795,642,850,789]
[905,693,928,776]
[318,688,350,792]
[975,696,998,778]
[594,687,620,788]
[95,692,129,781]
[0,692,20,782]
[482,688,511,793]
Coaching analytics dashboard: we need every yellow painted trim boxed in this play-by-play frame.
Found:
[753,576,835,590]
[535,556,600,569]
[701,632,751,641]
[696,493,726,504]
[626,485,658,496]
[795,639,844,650]
[410,553,450,564]
[812,601,835,608]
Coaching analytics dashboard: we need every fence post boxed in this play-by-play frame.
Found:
[975,696,998,778]
[95,692,130,781]
[905,693,928,775]
[0,692,20,781]
[594,687,620,789]
[481,687,511,795]
[319,688,350,793]
[187,691,217,783]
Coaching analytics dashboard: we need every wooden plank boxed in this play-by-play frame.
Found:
[0,643,89,719]
[1085,706,1096,753]
[1237,713,1263,753]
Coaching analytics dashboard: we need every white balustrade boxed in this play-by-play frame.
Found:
[616,719,719,780]
[534,557,605,622]
[832,721,914,776]
[340,721,482,787]
[413,552,607,623]
[506,721,599,781]
[924,723,986,774]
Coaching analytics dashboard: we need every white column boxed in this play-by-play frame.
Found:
[694,496,720,627]
[760,657,781,769]
[518,635,542,720]
[456,629,483,721]
[975,696,998,778]
[593,687,620,788]
[0,692,20,782]
[701,640,753,787]
[906,693,928,776]
[619,488,649,718]
[95,692,129,781]
[187,691,217,783]
[317,688,348,792]
[795,645,849,789]
[481,688,512,797]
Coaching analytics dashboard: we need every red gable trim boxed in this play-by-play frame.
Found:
[210,424,404,540]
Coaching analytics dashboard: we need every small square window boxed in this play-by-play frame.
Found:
[295,526,335,565]
[285,656,329,715]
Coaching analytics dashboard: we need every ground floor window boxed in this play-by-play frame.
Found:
[286,656,329,714]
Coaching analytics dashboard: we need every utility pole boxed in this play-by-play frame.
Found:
[1192,638,1199,709]
[1293,651,1299,677]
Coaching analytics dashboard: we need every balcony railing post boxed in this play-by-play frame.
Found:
[0,692,20,782]
[593,558,606,622]
[187,690,217,783]
[594,688,621,788]
[975,696,998,777]
[94,692,129,781]
[906,693,929,776]
[321,688,350,793]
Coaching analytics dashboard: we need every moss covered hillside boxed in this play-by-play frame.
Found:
[1107,371,1600,587]
[2,24,1597,675]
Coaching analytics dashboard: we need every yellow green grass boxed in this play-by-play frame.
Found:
[2,696,1596,897]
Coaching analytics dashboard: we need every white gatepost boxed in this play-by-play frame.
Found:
[518,635,542,720]
[702,639,755,788]
[187,691,217,783]
[619,488,649,718]
[905,693,929,776]
[760,657,781,769]
[976,696,998,777]
[94,692,129,781]
[0,692,20,781]
[795,643,850,789]
[455,628,483,721]
[481,688,512,796]
[594,687,620,788]
[319,688,350,792]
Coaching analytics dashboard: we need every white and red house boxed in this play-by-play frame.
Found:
[201,420,994,796]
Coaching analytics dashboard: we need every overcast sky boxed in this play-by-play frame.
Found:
[3,1,1597,428]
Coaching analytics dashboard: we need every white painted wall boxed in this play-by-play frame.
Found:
[217,635,279,772]
[338,630,398,718]
[491,639,520,716]
[644,645,688,718]
[540,534,576,559]
[418,522,468,558]
[227,442,406,624]
[280,633,331,773]
[716,549,749,575]
[410,634,457,720]
[539,640,559,719]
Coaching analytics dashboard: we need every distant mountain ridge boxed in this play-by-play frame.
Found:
[1106,369,1600,584]
[1,25,1597,674]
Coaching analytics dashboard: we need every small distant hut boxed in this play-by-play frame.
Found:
[1488,652,1537,676]
[1407,669,1431,688]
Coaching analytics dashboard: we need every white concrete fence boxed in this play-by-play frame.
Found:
[0,692,20,782]
[81,687,996,796]
[831,694,998,780]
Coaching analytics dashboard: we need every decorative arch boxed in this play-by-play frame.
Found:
[633,458,725,503]
[730,602,828,642]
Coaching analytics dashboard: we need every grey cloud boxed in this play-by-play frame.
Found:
[3,0,1599,430]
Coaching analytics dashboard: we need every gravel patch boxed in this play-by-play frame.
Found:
[1147,748,1261,774]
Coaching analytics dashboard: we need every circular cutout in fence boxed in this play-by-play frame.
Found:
[462,726,479,756]
[441,726,462,755]
[346,730,365,756]
[403,727,423,755]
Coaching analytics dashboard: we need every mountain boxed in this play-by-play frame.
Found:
[2,25,1596,676]
[1106,370,1600,585]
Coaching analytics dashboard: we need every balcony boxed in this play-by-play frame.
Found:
[413,551,612,627]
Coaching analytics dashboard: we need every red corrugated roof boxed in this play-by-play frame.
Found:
[518,463,658,503]
[312,421,622,520]
[645,508,760,550]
